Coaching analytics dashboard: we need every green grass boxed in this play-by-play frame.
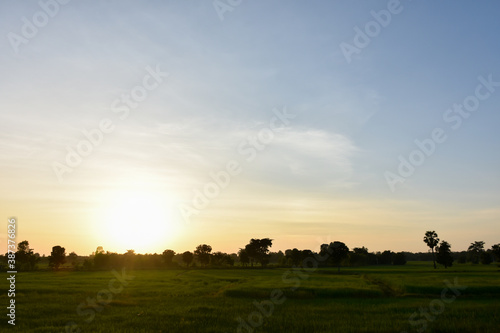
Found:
[1,262,499,332]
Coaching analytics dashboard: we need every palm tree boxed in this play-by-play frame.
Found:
[423,231,439,269]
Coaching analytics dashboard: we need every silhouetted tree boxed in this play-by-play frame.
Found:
[467,241,485,264]
[94,250,110,269]
[270,250,285,265]
[423,231,439,269]
[286,248,302,266]
[350,247,369,266]
[15,240,39,271]
[436,241,453,268]
[211,252,225,266]
[367,252,378,265]
[321,241,349,273]
[194,244,212,267]
[162,249,176,266]
[82,258,93,270]
[491,244,500,263]
[211,252,233,266]
[378,251,394,265]
[48,246,66,270]
[124,249,136,268]
[244,238,273,267]
[182,251,194,267]
[238,248,250,267]
[68,252,79,270]
[224,253,235,266]
[285,249,315,266]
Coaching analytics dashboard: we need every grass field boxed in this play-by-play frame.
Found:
[3,262,500,332]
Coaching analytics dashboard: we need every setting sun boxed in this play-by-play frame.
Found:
[99,190,179,253]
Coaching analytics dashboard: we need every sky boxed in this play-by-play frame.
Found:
[0,0,499,256]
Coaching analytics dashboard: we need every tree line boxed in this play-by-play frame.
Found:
[2,235,500,272]
[423,230,500,268]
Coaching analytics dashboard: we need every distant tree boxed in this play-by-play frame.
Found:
[321,241,349,273]
[367,252,378,265]
[224,253,235,266]
[124,249,136,268]
[194,244,212,267]
[68,252,79,270]
[491,244,500,263]
[211,252,233,266]
[467,241,485,264]
[162,250,176,266]
[182,251,194,267]
[423,231,439,269]
[436,241,454,268]
[378,250,394,265]
[15,240,39,271]
[350,247,369,266]
[238,248,250,267]
[285,249,314,266]
[94,251,110,269]
[244,238,273,267]
[82,258,93,270]
[393,252,407,265]
[301,250,314,264]
[270,250,285,265]
[211,252,225,266]
[48,246,66,270]
[286,248,302,266]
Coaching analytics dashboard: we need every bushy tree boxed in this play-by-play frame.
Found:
[123,249,136,268]
[210,252,234,266]
[238,248,250,266]
[194,244,212,267]
[162,249,176,266]
[377,251,394,265]
[285,248,302,266]
[48,246,66,270]
[491,244,500,263]
[244,238,273,267]
[284,248,314,267]
[320,241,349,273]
[350,247,369,266]
[436,241,454,268]
[467,241,485,264]
[423,231,439,269]
[182,251,193,267]
[15,240,39,271]
[68,252,79,270]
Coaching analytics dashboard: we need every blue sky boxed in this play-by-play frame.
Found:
[0,1,499,255]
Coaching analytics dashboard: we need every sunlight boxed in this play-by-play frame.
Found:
[100,190,179,253]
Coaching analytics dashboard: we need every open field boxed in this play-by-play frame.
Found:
[3,262,500,332]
